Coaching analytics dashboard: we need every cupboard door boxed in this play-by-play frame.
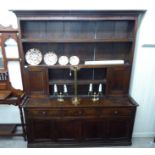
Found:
[83,119,108,141]
[25,68,48,95]
[108,117,132,139]
[106,66,130,95]
[27,119,55,142]
[55,119,82,142]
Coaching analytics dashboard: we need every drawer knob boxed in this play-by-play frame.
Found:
[42,111,46,115]
[114,110,118,115]
[78,111,82,115]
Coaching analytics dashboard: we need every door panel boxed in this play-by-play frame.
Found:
[55,119,81,142]
[83,119,108,140]
[25,68,48,95]
[108,117,131,138]
[106,66,130,95]
[27,119,55,142]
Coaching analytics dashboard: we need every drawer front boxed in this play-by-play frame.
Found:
[62,109,83,116]
[62,108,99,117]
[100,108,134,116]
[25,107,134,118]
[26,109,61,117]
[83,108,99,116]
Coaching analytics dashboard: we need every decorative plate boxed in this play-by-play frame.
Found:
[44,51,58,65]
[25,48,42,65]
[69,56,80,65]
[58,56,69,65]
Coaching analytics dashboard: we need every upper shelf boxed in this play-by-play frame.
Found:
[13,10,145,20]
[49,79,107,85]
[21,38,133,43]
[24,63,130,69]
[20,20,135,43]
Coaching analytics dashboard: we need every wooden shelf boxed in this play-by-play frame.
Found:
[0,124,16,136]
[49,79,106,85]
[49,95,105,99]
[25,63,130,69]
[7,58,20,61]
[21,38,133,43]
[0,124,24,137]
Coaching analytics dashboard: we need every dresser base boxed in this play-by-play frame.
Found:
[28,140,132,148]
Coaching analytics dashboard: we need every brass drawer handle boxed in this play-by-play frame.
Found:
[42,111,47,115]
[114,110,118,115]
[78,111,82,115]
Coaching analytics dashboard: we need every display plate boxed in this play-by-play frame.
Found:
[58,56,69,65]
[69,56,80,65]
[25,48,42,65]
[44,52,58,65]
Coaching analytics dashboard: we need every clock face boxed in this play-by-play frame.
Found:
[44,52,58,65]
[25,48,42,65]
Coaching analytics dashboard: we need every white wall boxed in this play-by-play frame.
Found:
[0,0,155,136]
[130,7,155,137]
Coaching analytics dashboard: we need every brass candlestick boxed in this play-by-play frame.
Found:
[92,92,99,102]
[71,66,80,105]
[57,92,64,102]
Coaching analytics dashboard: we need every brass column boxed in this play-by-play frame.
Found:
[71,66,80,105]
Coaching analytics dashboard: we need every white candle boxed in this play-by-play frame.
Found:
[54,84,58,93]
[89,83,93,92]
[99,83,102,93]
[64,84,68,93]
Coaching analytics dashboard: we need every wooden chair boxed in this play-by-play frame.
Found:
[0,24,27,140]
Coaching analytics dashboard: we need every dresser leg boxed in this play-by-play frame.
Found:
[19,106,27,141]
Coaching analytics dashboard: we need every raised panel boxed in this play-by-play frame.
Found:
[108,117,132,139]
[83,119,108,140]
[27,119,55,142]
[55,119,81,142]
[25,68,48,95]
[106,66,131,95]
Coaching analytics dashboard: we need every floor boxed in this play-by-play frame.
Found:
[0,137,155,148]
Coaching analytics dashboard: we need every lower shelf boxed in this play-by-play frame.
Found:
[0,124,16,136]
[0,124,24,137]
[27,139,132,148]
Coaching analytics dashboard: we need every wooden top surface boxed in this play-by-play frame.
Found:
[12,10,145,21]
[24,96,137,108]
[0,91,11,100]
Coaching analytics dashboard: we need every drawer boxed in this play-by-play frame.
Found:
[62,108,99,117]
[62,109,83,116]
[27,109,61,117]
[83,108,98,116]
[100,108,134,116]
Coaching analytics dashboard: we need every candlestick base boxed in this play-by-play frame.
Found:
[72,97,80,105]
[91,92,99,102]
[57,93,64,102]
[92,97,99,102]
[57,98,64,102]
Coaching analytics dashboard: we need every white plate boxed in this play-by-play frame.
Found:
[25,48,42,65]
[44,52,57,65]
[69,56,80,65]
[58,56,69,65]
